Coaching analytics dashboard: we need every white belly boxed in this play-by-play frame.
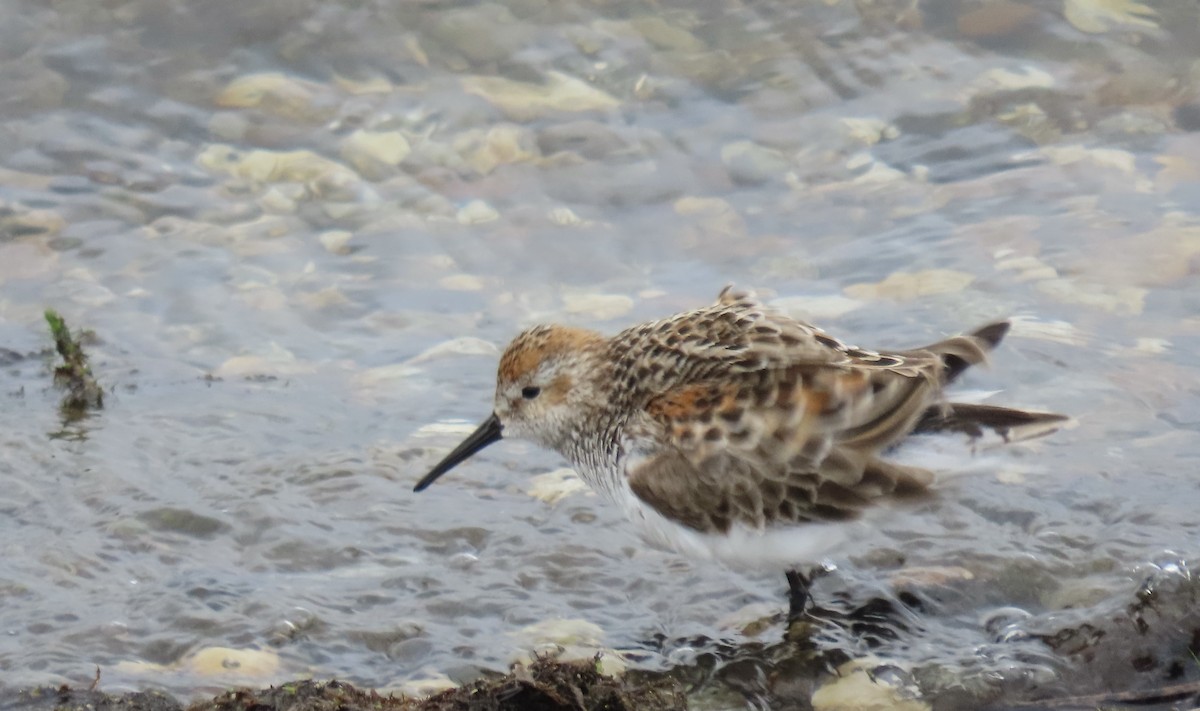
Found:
[609,481,868,571]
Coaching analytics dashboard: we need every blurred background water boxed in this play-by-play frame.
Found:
[2,0,1199,707]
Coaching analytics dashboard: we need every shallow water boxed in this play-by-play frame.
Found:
[2,0,1199,706]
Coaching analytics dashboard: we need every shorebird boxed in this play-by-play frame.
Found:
[413,287,1066,617]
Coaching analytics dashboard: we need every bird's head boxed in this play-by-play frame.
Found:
[413,325,606,492]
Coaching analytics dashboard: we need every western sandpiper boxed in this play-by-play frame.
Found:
[414,287,1066,617]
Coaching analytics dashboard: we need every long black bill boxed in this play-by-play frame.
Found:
[413,413,503,492]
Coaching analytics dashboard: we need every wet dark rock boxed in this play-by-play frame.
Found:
[973,558,1200,710]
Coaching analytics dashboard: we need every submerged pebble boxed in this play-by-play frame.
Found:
[844,269,975,301]
[563,292,634,320]
[461,72,621,121]
[526,468,590,504]
[811,657,927,711]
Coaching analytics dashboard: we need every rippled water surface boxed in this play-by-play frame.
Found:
[2,0,1200,707]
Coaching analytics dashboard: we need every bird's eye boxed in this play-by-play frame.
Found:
[521,386,541,400]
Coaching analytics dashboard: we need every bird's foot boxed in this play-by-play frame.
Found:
[786,569,812,622]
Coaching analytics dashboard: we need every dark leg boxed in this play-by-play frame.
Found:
[786,569,811,619]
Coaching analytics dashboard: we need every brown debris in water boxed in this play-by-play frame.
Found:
[4,659,685,711]
[416,657,685,711]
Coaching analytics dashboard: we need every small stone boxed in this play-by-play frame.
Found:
[1035,278,1146,314]
[515,619,605,648]
[214,344,316,378]
[720,140,790,185]
[352,364,421,392]
[844,269,975,301]
[771,295,864,320]
[851,158,908,184]
[994,254,1059,282]
[1133,337,1170,355]
[448,552,479,570]
[962,66,1055,101]
[995,103,1060,144]
[627,15,705,51]
[673,196,746,241]
[298,287,351,310]
[438,274,487,291]
[332,72,394,95]
[453,124,537,174]
[995,467,1027,485]
[407,337,499,365]
[1038,144,1136,174]
[456,199,500,224]
[1063,0,1158,33]
[409,421,487,440]
[547,206,591,227]
[197,144,359,185]
[188,647,280,679]
[258,186,298,213]
[215,72,334,121]
[812,657,928,711]
[462,72,620,121]
[1008,317,1087,346]
[395,676,458,698]
[841,117,899,145]
[318,230,354,255]
[526,468,591,505]
[563,293,634,320]
[340,129,412,175]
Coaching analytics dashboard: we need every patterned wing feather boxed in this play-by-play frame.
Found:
[625,313,1008,534]
[614,287,934,380]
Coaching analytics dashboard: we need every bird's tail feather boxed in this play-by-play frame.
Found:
[913,402,1069,443]
[920,321,1011,385]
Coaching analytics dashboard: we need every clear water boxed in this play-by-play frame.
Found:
[1,0,1199,706]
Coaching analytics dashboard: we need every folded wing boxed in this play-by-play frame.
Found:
[624,310,1012,534]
